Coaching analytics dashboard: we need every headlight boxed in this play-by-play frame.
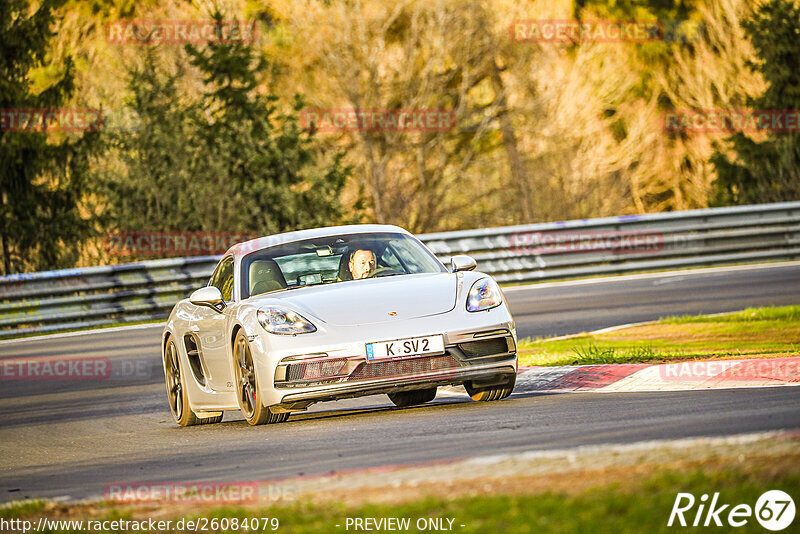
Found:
[466,277,503,312]
[257,306,317,335]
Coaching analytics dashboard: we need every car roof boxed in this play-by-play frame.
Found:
[225,224,412,258]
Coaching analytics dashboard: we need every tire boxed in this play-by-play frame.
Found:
[388,387,437,407]
[465,374,516,402]
[163,336,223,426]
[232,330,289,426]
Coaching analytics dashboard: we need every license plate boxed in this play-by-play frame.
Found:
[366,335,445,360]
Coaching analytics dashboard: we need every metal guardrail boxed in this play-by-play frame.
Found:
[2,202,799,337]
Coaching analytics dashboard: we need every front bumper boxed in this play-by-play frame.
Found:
[248,302,518,409]
[267,331,517,410]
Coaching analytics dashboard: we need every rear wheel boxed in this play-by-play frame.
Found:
[388,387,437,407]
[163,336,222,426]
[233,330,288,426]
[465,374,516,401]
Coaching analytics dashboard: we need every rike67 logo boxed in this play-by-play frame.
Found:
[668,490,795,531]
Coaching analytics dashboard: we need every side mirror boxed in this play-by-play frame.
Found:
[451,255,477,272]
[190,286,226,312]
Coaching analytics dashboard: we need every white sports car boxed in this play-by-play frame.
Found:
[161,225,517,426]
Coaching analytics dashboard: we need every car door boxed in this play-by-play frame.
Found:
[190,255,236,392]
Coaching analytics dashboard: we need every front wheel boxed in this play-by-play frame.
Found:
[233,330,288,426]
[465,374,516,401]
[388,387,437,407]
[163,336,222,426]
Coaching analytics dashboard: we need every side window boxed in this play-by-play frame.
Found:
[209,256,235,301]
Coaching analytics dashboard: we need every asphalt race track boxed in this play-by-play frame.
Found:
[2,262,800,502]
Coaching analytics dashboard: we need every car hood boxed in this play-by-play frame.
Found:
[264,273,457,326]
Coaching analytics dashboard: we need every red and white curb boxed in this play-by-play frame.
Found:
[513,357,800,393]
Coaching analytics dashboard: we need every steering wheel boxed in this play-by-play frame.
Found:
[367,267,404,278]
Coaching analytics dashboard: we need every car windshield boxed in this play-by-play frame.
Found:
[240,232,446,299]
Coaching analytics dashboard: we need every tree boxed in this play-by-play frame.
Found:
[275,0,524,232]
[711,0,800,205]
[186,31,351,233]
[93,50,200,234]
[0,0,97,274]
[95,20,351,244]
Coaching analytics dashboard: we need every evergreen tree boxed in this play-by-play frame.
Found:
[185,25,351,234]
[0,0,97,274]
[711,0,800,205]
[98,18,351,244]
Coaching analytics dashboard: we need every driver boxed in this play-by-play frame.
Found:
[349,249,376,279]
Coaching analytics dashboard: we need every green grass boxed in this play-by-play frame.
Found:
[0,500,47,518]
[661,305,800,324]
[519,305,800,367]
[570,343,659,365]
[8,462,798,533]
[204,469,799,534]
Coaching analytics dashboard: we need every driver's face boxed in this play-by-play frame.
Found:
[349,249,375,279]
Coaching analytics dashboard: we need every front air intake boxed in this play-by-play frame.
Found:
[457,337,512,358]
[286,358,349,381]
